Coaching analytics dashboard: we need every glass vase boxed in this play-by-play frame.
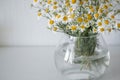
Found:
[54,34,110,80]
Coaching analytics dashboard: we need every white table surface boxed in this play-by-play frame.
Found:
[0,46,120,80]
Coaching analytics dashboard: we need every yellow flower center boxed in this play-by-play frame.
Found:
[37,12,42,16]
[66,2,70,7]
[70,14,75,19]
[33,0,38,3]
[71,0,76,4]
[80,1,83,5]
[90,8,94,12]
[117,23,120,28]
[96,6,99,11]
[94,13,99,18]
[103,5,108,9]
[53,27,57,31]
[56,14,61,19]
[98,22,102,26]
[84,19,88,23]
[71,25,77,30]
[47,0,52,4]
[53,1,57,5]
[99,8,103,13]
[80,25,85,29]
[85,0,88,2]
[77,17,83,22]
[111,15,115,19]
[63,16,68,21]
[87,14,92,20]
[104,20,109,25]
[109,4,113,7]
[100,28,105,32]
[107,28,112,32]
[49,20,54,25]
[69,7,73,12]
[89,5,93,9]
[105,0,109,2]
[93,28,97,33]
[53,5,57,9]
[45,8,49,13]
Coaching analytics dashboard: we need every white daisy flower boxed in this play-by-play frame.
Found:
[98,27,105,33]
[96,19,103,27]
[79,24,86,32]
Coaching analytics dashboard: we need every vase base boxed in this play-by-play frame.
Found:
[62,70,99,80]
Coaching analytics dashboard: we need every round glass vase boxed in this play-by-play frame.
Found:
[54,34,110,80]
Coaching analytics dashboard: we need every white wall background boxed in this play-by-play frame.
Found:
[0,0,120,46]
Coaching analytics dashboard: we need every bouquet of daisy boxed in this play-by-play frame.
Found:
[31,0,120,37]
